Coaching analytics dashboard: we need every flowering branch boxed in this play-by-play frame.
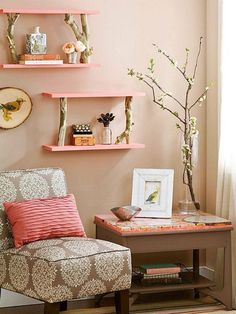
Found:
[141,77,185,124]
[128,37,210,211]
[153,43,189,82]
[189,87,208,111]
[193,37,203,79]
[183,48,190,75]
[145,74,185,110]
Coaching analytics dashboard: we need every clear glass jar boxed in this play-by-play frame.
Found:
[102,126,112,145]
[178,133,200,214]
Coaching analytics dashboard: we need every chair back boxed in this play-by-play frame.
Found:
[0,167,67,251]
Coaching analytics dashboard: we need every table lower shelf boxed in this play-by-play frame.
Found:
[131,273,215,294]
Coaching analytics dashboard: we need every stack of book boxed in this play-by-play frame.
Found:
[139,263,182,285]
[19,54,63,65]
[72,124,96,146]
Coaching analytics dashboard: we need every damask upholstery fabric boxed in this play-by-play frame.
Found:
[0,168,67,251]
[4,194,86,247]
[0,167,132,304]
[0,237,132,303]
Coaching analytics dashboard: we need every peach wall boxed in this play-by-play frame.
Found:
[206,0,220,214]
[0,0,206,237]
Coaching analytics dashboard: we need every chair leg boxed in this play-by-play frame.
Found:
[44,302,60,314]
[60,300,68,311]
[115,289,129,314]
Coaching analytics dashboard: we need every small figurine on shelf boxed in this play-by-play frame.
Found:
[72,123,95,146]
[62,41,86,64]
[26,26,47,54]
[97,113,115,145]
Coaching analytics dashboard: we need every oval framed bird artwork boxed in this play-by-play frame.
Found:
[0,87,32,129]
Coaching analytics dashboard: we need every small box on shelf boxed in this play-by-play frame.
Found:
[72,136,96,146]
[72,123,95,146]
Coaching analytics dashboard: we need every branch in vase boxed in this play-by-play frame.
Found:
[153,43,189,82]
[183,48,190,75]
[193,36,203,80]
[145,74,185,110]
[140,77,185,124]
[189,88,208,110]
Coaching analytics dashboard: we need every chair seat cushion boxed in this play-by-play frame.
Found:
[0,237,131,303]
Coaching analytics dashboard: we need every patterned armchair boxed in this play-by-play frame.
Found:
[0,167,131,314]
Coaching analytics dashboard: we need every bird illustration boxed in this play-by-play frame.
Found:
[0,98,25,121]
[145,186,160,204]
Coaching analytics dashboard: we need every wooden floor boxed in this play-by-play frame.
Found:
[0,294,231,314]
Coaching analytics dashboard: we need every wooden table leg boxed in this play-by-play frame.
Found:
[203,232,232,310]
[193,249,200,298]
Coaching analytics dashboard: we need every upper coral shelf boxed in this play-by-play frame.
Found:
[0,9,99,15]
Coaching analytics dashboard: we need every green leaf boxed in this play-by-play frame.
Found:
[128,68,136,76]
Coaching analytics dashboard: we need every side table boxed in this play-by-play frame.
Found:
[94,213,233,310]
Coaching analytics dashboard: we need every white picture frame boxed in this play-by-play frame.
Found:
[131,168,174,218]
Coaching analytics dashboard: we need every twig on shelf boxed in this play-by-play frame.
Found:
[58,97,68,146]
[116,96,133,144]
[6,13,20,64]
[64,13,92,63]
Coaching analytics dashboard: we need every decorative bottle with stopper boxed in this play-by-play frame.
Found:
[97,113,115,145]
[26,26,47,54]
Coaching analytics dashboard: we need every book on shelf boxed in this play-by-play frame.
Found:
[139,263,181,275]
[141,276,182,285]
[20,54,61,61]
[19,60,63,65]
[142,272,180,279]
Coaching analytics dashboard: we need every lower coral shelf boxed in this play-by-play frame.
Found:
[42,143,145,152]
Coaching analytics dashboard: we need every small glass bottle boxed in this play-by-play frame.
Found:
[102,126,112,145]
[97,112,115,145]
[26,26,47,54]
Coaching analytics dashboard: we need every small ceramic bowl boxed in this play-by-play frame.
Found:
[110,206,142,221]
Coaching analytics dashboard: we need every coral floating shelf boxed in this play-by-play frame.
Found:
[42,91,145,148]
[0,64,100,69]
[42,144,145,152]
[0,9,99,15]
[42,91,146,98]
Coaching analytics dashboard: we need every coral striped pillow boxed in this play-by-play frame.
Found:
[4,194,86,248]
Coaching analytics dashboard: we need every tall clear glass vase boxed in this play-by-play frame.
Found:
[178,133,200,215]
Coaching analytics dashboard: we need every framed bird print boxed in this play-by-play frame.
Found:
[0,87,32,129]
[131,168,174,218]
